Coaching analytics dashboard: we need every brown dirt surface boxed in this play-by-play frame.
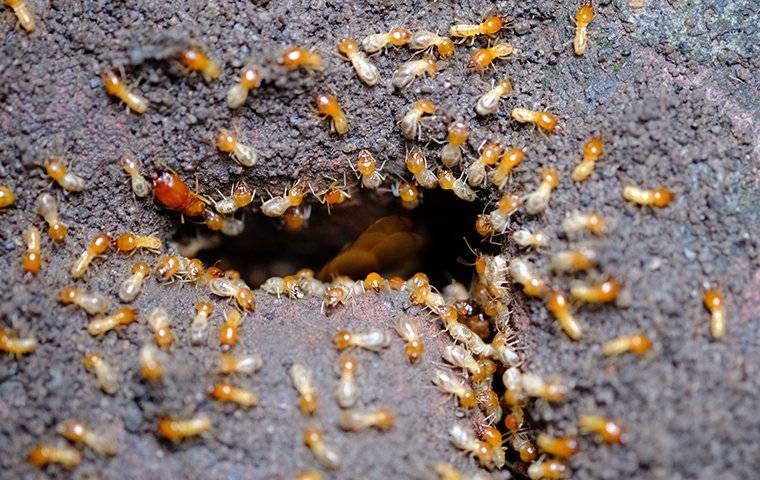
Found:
[1,0,759,479]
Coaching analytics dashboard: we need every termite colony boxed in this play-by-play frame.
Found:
[1,2,729,478]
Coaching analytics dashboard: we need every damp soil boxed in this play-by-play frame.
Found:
[1,1,759,479]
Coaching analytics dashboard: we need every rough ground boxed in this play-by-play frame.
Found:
[1,0,759,479]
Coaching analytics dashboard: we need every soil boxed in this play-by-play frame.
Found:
[1,0,759,479]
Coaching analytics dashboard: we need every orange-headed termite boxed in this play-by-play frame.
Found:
[476,78,512,116]
[5,0,35,32]
[36,193,68,242]
[338,37,379,86]
[339,408,395,431]
[361,27,412,53]
[27,444,80,469]
[571,278,622,303]
[157,415,212,442]
[279,46,324,71]
[548,290,583,340]
[336,352,360,408]
[526,167,559,214]
[70,232,110,278]
[290,363,318,415]
[216,129,258,167]
[83,351,119,394]
[578,414,623,444]
[226,65,263,109]
[315,93,348,135]
[45,157,85,192]
[512,107,558,132]
[87,307,137,336]
[0,329,38,355]
[574,1,594,55]
[22,226,41,274]
[102,71,148,113]
[392,56,437,89]
[58,286,110,316]
[178,45,220,82]
[602,332,652,356]
[704,289,726,340]
[210,381,258,407]
[57,420,118,456]
[399,99,436,140]
[622,185,674,208]
[303,426,341,469]
[572,136,604,181]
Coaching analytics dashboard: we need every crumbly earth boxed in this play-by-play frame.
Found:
[1,1,759,479]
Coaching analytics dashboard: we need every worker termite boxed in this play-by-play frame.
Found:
[563,210,605,237]
[45,157,85,192]
[27,444,80,469]
[470,43,514,70]
[361,27,412,53]
[36,193,68,242]
[513,229,548,248]
[438,169,477,202]
[432,369,477,409]
[282,205,311,232]
[178,45,220,82]
[279,46,324,71]
[476,78,512,116]
[521,373,568,403]
[210,381,258,407]
[57,420,118,456]
[703,289,726,340]
[304,426,341,469]
[336,352,359,408]
[449,423,495,468]
[527,458,569,480]
[622,185,674,208]
[491,331,520,366]
[155,255,182,282]
[208,277,256,311]
[440,121,469,167]
[392,56,438,89]
[486,192,523,234]
[218,352,262,375]
[525,167,560,215]
[578,414,623,444]
[571,278,622,303]
[352,150,385,189]
[537,433,579,458]
[338,37,380,86]
[509,258,548,297]
[139,343,164,383]
[216,129,258,167]
[466,142,503,187]
[362,272,385,292]
[58,286,111,316]
[394,316,424,364]
[120,155,151,198]
[0,184,15,208]
[408,30,455,57]
[333,329,391,352]
[406,147,438,189]
[572,136,604,181]
[102,71,148,113]
[399,99,436,140]
[215,181,255,215]
[22,226,41,274]
[290,363,319,415]
[87,307,137,336]
[490,147,525,189]
[477,388,503,424]
[450,15,507,40]
[547,290,583,340]
[152,171,207,217]
[226,65,263,109]
[392,181,421,209]
[315,93,349,135]
[157,415,212,443]
[602,332,652,356]
[83,351,119,394]
[0,329,38,355]
[511,433,538,463]
[70,232,109,278]
[261,182,306,217]
[551,247,597,273]
[512,107,558,132]
[574,0,594,56]
[4,0,35,32]
[190,301,214,345]
[147,308,174,349]
[442,344,481,378]
[339,408,395,432]
[219,309,243,351]
[115,232,162,254]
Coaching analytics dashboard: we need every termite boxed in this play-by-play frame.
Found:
[450,15,507,40]
[477,388,503,424]
[408,30,454,57]
[622,185,674,208]
[511,433,539,463]
[4,0,35,32]
[216,129,258,167]
[602,332,652,356]
[526,167,560,214]
[218,352,263,375]
[336,352,359,408]
[339,408,395,431]
[191,301,214,345]
[87,307,137,336]
[58,286,111,316]
[392,56,438,89]
[361,27,412,53]
[219,309,243,351]
[178,45,220,82]
[574,0,594,56]
[491,331,520,366]
[315,93,348,135]
[442,344,482,380]
[572,136,604,181]
[261,182,305,217]
[509,257,548,297]
[22,226,41,274]
[152,171,206,217]
[210,381,258,407]
[214,181,254,215]
[27,444,80,469]
[83,351,119,394]
[139,343,164,383]
[391,181,421,210]
[521,373,568,403]
[469,43,514,70]
[562,210,605,237]
[476,78,512,116]
[406,147,438,189]
[438,169,477,202]
[548,290,583,340]
[513,229,547,248]
[578,414,623,444]
[115,232,162,254]
[537,433,579,458]
[490,147,525,189]
[466,142,503,187]
[69,232,109,278]
[226,65,263,109]
[551,247,597,273]
[45,157,85,192]
[208,277,256,311]
[279,46,324,71]
[147,308,174,349]
[571,277,622,303]
[290,363,318,415]
[338,37,379,86]
[432,369,477,409]
[703,289,726,340]
[303,426,341,469]
[334,329,391,351]
[0,329,38,355]
[157,415,212,442]
[0,184,15,208]
[399,99,436,140]
[36,193,68,242]
[527,458,569,480]
[512,107,558,132]
[441,121,469,167]
[353,150,385,189]
[57,420,118,456]
[102,71,148,113]
[394,316,424,364]
[120,154,151,197]
[449,423,495,468]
